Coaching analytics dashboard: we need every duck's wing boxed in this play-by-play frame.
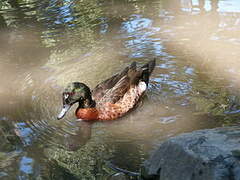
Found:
[92,62,136,102]
[98,65,144,104]
[93,59,156,105]
[98,75,131,104]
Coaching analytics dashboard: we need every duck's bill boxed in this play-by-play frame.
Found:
[57,104,71,120]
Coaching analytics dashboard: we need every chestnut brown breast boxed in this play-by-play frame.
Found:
[76,108,99,120]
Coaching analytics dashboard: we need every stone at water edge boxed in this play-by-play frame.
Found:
[141,126,240,180]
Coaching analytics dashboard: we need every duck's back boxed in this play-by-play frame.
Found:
[91,62,136,103]
[93,59,156,120]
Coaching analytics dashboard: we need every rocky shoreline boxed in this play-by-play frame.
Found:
[141,126,240,180]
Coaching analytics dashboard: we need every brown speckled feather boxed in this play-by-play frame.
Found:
[92,62,137,103]
[98,75,130,104]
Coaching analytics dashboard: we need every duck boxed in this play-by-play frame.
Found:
[57,59,156,121]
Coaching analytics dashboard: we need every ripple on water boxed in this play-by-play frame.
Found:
[159,115,179,124]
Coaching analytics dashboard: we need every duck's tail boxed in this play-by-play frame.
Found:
[141,58,156,85]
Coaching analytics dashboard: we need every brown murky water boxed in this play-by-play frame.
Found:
[1,0,240,179]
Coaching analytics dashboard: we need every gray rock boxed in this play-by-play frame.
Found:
[141,126,240,180]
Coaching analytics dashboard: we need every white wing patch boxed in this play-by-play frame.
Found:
[138,81,147,93]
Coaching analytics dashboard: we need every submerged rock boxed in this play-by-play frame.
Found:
[141,126,240,180]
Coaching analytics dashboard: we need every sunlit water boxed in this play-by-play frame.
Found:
[1,0,240,179]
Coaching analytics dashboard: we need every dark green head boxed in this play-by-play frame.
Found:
[57,82,95,120]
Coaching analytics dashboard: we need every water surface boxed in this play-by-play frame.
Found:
[1,0,240,179]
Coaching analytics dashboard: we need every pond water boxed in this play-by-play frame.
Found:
[1,0,240,179]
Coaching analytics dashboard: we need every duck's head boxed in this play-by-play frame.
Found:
[57,82,95,120]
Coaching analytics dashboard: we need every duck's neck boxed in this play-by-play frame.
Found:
[76,96,97,120]
[79,96,96,109]
[84,98,96,108]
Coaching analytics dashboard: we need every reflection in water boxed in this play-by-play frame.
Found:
[63,121,92,151]
[1,0,240,178]
[19,156,34,178]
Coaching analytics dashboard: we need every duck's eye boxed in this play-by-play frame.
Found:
[63,92,75,99]
[64,93,69,99]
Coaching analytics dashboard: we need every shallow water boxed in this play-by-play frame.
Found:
[1,0,240,179]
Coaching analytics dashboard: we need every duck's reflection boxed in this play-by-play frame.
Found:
[63,120,92,151]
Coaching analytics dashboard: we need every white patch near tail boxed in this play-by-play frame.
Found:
[138,81,147,94]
